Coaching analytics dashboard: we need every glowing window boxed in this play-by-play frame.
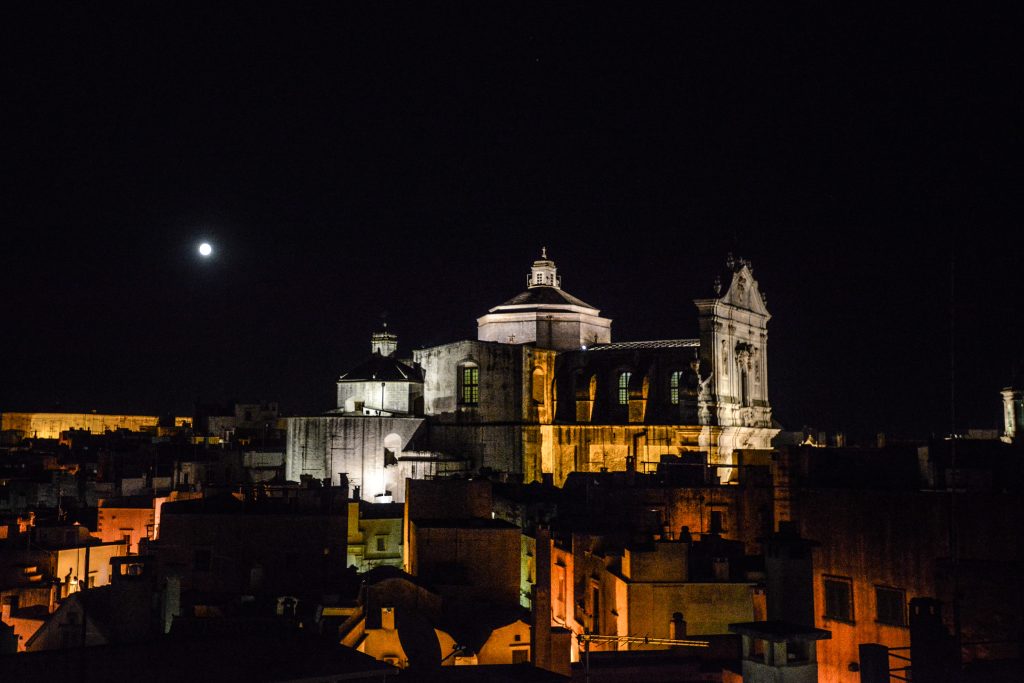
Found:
[670,371,683,405]
[459,365,479,405]
[618,372,631,405]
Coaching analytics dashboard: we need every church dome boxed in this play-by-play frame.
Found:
[338,329,423,383]
[497,285,597,310]
[477,248,612,350]
[338,353,422,383]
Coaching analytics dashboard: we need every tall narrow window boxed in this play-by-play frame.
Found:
[670,370,683,405]
[459,364,479,405]
[618,372,631,405]
[532,367,546,404]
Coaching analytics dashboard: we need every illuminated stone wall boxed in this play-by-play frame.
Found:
[796,488,1024,682]
[536,424,704,486]
[337,380,422,416]
[284,416,428,500]
[572,534,757,648]
[96,501,155,554]
[0,412,190,440]
[1002,387,1022,443]
[415,340,526,421]
[477,309,612,351]
[623,581,757,640]
[694,262,773,431]
[53,542,126,590]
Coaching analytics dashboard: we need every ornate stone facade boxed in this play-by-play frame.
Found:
[287,250,780,496]
[417,250,778,484]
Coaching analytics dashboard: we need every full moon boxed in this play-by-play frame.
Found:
[198,242,213,257]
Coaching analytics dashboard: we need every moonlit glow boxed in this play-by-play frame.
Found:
[198,242,212,257]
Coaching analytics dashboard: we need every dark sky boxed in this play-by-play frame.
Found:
[4,4,1022,441]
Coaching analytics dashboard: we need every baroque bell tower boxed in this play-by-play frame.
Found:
[693,254,778,479]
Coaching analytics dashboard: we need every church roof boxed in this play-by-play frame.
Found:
[588,339,699,351]
[338,353,423,383]
[495,286,596,310]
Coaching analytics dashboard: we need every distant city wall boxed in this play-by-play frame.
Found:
[0,412,191,439]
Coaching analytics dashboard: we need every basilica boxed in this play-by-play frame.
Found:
[285,250,779,501]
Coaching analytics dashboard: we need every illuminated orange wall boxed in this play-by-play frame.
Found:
[796,488,1024,682]
[529,424,705,486]
[96,504,155,554]
[1,412,191,439]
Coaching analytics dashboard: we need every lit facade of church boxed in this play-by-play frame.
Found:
[286,251,779,500]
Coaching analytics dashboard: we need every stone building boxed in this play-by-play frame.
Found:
[155,489,348,599]
[285,333,466,502]
[346,500,403,572]
[781,440,1024,682]
[286,249,778,497]
[411,249,778,484]
[335,328,425,417]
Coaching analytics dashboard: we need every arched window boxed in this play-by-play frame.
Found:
[618,372,631,405]
[458,362,479,405]
[670,370,683,405]
[383,433,401,467]
[532,367,546,404]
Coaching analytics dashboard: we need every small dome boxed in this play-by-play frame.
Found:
[338,354,422,383]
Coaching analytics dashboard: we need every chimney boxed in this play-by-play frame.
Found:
[669,611,687,640]
[764,521,818,627]
[909,598,957,683]
[712,557,730,582]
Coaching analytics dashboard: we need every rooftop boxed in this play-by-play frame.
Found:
[496,286,597,311]
[338,353,423,383]
[412,517,519,530]
[729,620,832,642]
[588,339,699,351]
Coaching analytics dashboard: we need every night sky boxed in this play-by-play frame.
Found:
[4,5,1022,441]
